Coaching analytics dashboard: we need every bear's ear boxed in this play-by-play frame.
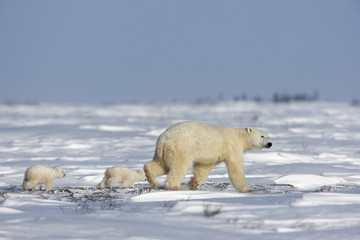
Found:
[246,127,253,134]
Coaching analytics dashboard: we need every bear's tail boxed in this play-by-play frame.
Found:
[154,137,165,161]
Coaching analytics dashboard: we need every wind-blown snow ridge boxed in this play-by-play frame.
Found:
[275,174,349,191]
[131,191,243,203]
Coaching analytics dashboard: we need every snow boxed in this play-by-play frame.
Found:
[293,192,360,207]
[274,174,348,191]
[1,101,360,240]
[131,191,242,202]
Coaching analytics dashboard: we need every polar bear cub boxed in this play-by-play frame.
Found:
[144,121,272,192]
[22,165,66,191]
[97,166,146,189]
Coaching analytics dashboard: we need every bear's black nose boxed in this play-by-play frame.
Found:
[267,142,272,148]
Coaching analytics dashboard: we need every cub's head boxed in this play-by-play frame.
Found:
[136,170,147,181]
[54,166,66,178]
[246,127,272,149]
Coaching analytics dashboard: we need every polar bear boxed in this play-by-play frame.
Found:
[97,166,146,189]
[22,165,66,191]
[144,121,272,192]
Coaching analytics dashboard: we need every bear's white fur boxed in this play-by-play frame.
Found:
[144,121,272,192]
[97,166,146,189]
[22,165,66,191]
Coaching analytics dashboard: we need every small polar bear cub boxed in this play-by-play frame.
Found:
[97,166,146,189]
[22,165,66,191]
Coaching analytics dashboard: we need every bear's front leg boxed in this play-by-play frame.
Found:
[225,158,250,193]
[45,180,54,190]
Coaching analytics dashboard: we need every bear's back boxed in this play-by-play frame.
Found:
[159,121,241,145]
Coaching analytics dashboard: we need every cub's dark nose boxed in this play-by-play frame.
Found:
[267,142,272,148]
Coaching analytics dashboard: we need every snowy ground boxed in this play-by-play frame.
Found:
[1,101,360,240]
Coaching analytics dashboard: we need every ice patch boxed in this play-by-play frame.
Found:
[293,192,360,206]
[78,175,103,184]
[0,207,22,214]
[131,191,243,203]
[144,129,166,136]
[79,125,145,132]
[64,143,91,149]
[60,156,101,161]
[169,201,212,215]
[275,174,348,191]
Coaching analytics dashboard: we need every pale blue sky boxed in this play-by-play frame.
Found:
[1,0,359,103]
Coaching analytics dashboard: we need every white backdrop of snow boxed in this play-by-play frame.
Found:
[0,101,360,240]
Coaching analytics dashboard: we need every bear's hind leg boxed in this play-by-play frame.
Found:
[97,177,107,189]
[164,163,192,190]
[144,160,168,189]
[105,177,119,188]
[188,163,215,190]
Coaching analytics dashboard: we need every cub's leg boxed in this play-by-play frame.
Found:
[97,177,107,189]
[45,180,54,190]
[105,177,119,188]
[23,180,37,190]
[121,179,134,188]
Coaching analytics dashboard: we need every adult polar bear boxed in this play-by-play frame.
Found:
[144,121,272,192]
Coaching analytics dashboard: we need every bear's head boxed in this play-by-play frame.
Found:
[246,127,272,149]
[54,166,66,178]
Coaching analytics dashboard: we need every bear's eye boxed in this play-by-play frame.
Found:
[261,136,264,138]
